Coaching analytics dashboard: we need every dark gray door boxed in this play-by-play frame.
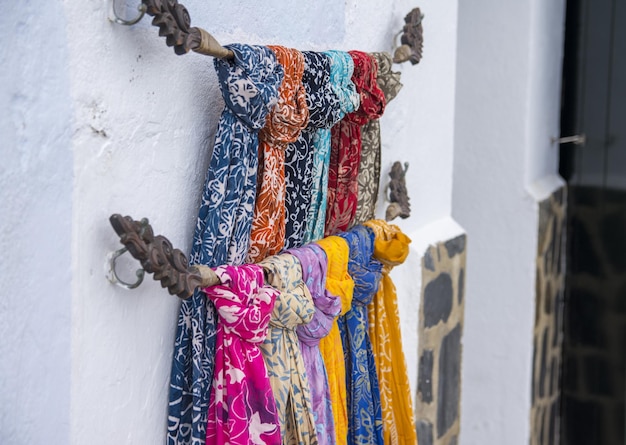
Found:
[560,0,626,443]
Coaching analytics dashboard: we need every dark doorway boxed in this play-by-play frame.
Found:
[560,0,626,443]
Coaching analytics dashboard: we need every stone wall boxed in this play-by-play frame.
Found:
[561,186,626,445]
[415,235,466,445]
[530,186,567,445]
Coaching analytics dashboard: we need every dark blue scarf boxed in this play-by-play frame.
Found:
[167,43,283,445]
[284,51,341,248]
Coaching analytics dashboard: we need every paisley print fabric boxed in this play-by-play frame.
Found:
[248,47,309,263]
[337,226,384,445]
[284,52,341,249]
[288,245,341,445]
[315,236,355,445]
[363,220,416,445]
[205,265,281,445]
[325,51,386,236]
[304,51,360,244]
[168,44,283,445]
[259,254,319,445]
[353,53,403,226]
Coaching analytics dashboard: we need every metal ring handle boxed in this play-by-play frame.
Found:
[106,247,146,290]
[110,1,147,26]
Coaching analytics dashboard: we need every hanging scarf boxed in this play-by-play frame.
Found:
[338,226,384,445]
[303,51,361,244]
[363,220,416,445]
[284,52,341,249]
[248,47,309,263]
[353,53,403,226]
[315,236,355,445]
[325,51,386,236]
[205,265,281,445]
[168,44,283,445]
[288,244,342,445]
[259,254,319,445]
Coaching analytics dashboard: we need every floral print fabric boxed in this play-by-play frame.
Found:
[284,52,341,249]
[353,53,403,226]
[325,51,386,236]
[338,226,384,445]
[168,44,283,445]
[259,254,319,445]
[204,265,281,445]
[363,220,416,445]
[248,47,309,263]
[315,236,355,445]
[304,51,360,244]
[288,244,341,445]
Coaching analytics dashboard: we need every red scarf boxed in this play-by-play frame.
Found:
[325,51,386,236]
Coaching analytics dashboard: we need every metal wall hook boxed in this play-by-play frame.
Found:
[109,0,147,26]
[393,8,424,65]
[385,161,411,221]
[107,247,146,289]
[552,134,586,145]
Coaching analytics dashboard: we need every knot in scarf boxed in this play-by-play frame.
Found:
[339,225,383,306]
[364,220,411,274]
[289,245,342,347]
[259,253,319,445]
[260,254,315,330]
[371,52,403,103]
[325,50,361,120]
[215,44,284,130]
[209,264,278,343]
[204,264,281,445]
[260,46,310,147]
[345,51,387,126]
[315,236,355,315]
[302,51,342,129]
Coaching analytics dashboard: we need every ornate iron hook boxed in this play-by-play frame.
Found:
[385,161,411,221]
[109,0,148,26]
[393,8,424,65]
[107,214,221,298]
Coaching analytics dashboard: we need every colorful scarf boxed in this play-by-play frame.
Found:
[259,254,319,445]
[284,52,341,249]
[338,226,384,445]
[303,51,360,244]
[204,265,281,445]
[248,47,309,263]
[168,44,283,445]
[353,53,403,225]
[288,244,341,445]
[363,220,416,445]
[325,51,386,236]
[316,236,355,445]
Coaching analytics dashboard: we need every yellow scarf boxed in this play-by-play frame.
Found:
[315,236,354,445]
[364,220,417,445]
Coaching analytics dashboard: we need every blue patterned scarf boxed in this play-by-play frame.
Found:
[303,51,360,244]
[167,44,283,445]
[338,225,385,445]
[284,51,340,249]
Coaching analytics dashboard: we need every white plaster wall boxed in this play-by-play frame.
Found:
[1,0,459,443]
[453,0,565,444]
[63,1,460,443]
[0,1,73,444]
